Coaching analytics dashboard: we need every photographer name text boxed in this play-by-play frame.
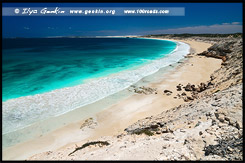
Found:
[17,7,65,15]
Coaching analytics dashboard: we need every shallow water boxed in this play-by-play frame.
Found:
[2,38,190,149]
[2,38,176,101]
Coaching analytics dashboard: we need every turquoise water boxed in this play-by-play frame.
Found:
[2,38,189,136]
[2,38,193,150]
[2,38,176,102]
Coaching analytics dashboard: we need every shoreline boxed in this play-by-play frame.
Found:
[3,38,222,160]
[2,38,182,150]
[2,37,178,135]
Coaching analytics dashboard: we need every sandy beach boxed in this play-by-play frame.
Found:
[3,38,222,160]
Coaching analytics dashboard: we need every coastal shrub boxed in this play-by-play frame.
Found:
[145,33,242,38]
[68,141,110,156]
[204,137,243,160]
[134,129,154,136]
[194,121,201,128]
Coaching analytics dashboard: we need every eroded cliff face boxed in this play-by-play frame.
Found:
[198,39,243,93]
[32,84,242,160]
[124,83,242,160]
[121,38,243,160]
[122,38,243,160]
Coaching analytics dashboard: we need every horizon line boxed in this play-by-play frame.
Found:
[2,32,242,39]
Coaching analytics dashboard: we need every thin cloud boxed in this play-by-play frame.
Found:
[48,27,55,29]
[145,23,242,34]
[24,27,30,30]
[231,22,240,25]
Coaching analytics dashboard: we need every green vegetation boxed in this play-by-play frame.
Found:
[194,121,201,128]
[134,129,154,136]
[68,141,110,156]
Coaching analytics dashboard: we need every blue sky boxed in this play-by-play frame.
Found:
[2,3,243,38]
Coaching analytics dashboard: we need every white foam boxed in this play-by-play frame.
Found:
[2,41,190,134]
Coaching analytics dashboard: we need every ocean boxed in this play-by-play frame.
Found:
[2,37,189,148]
[3,38,176,102]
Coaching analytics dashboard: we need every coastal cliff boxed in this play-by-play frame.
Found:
[123,36,243,160]
[29,36,243,161]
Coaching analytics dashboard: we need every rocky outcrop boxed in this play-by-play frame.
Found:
[182,82,207,93]
[29,84,242,161]
[163,90,173,96]
[128,85,158,95]
[176,84,182,91]
[183,83,193,91]
[175,38,242,102]
[122,38,243,160]
[174,82,209,102]
[204,136,243,160]
[197,40,238,63]
[80,117,98,130]
[199,39,242,95]
[87,38,243,160]
[123,84,242,160]
[124,117,171,135]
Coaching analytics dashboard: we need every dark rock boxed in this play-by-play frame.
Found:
[197,82,207,92]
[184,139,189,145]
[184,83,192,91]
[199,131,203,135]
[224,117,230,122]
[206,112,211,117]
[235,121,242,130]
[204,136,243,160]
[164,90,173,94]
[191,85,196,91]
[150,124,159,129]
[210,75,215,81]
[164,90,173,96]
[176,85,182,91]
[207,81,214,87]
[157,122,165,127]
[144,126,150,130]
[187,96,194,100]
[211,119,217,126]
[214,112,219,118]
[181,92,186,96]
